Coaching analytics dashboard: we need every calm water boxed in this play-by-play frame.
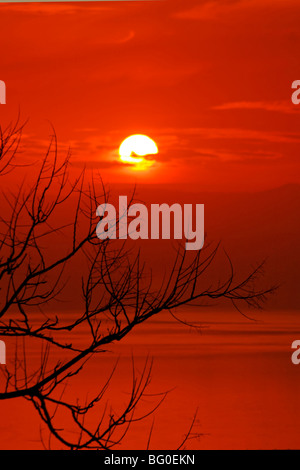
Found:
[0,309,300,449]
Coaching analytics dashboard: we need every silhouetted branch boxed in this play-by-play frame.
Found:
[0,122,276,449]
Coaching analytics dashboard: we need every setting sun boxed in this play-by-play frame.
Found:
[119,134,158,170]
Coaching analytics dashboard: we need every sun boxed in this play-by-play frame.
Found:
[119,134,158,170]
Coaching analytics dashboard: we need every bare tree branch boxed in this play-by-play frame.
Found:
[0,122,277,449]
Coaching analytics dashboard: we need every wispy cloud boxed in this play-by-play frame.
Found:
[150,126,300,166]
[157,127,300,145]
[0,3,114,14]
[174,0,299,21]
[212,100,298,114]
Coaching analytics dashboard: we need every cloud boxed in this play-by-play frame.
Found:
[212,101,298,114]
[174,0,299,21]
[70,159,126,170]
[0,3,113,15]
[157,142,283,165]
[117,30,136,44]
[149,126,300,166]
[157,127,300,146]
[190,148,283,163]
[174,0,235,21]
[20,130,159,171]
[19,124,300,174]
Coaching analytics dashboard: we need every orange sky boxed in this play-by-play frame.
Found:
[1,0,300,190]
[1,1,300,451]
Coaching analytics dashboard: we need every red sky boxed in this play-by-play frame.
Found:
[1,1,300,450]
[0,0,299,311]
[1,0,300,190]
